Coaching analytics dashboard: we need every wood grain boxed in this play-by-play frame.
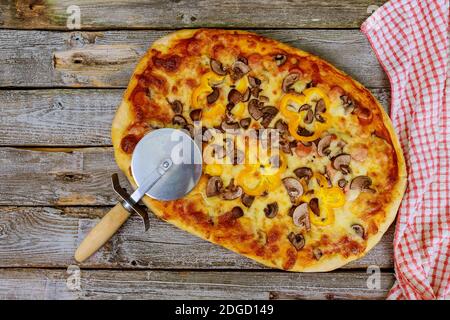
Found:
[0,206,394,269]
[0,29,388,88]
[0,268,394,300]
[0,88,390,146]
[0,0,387,30]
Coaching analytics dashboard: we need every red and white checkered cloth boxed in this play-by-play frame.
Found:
[361,0,449,300]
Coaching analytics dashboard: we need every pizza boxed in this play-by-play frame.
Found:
[112,29,406,272]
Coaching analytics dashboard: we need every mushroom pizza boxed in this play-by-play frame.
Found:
[112,29,406,271]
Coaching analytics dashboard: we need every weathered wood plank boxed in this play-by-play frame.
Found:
[0,0,386,30]
[0,29,388,88]
[0,206,394,269]
[0,268,394,300]
[0,147,117,206]
[0,88,390,146]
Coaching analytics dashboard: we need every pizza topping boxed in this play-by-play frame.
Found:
[274,119,288,135]
[239,117,251,130]
[354,106,373,124]
[210,58,227,76]
[338,178,348,188]
[308,198,320,216]
[282,177,304,203]
[340,95,355,114]
[172,114,188,126]
[264,202,279,218]
[260,106,279,128]
[332,154,351,174]
[121,134,139,154]
[207,87,220,104]
[241,88,251,102]
[248,99,264,120]
[292,203,311,231]
[274,54,287,66]
[241,193,255,208]
[296,126,314,137]
[230,60,250,81]
[221,179,244,200]
[189,109,202,121]
[288,232,305,251]
[206,176,224,197]
[304,109,314,124]
[228,88,243,105]
[230,206,244,219]
[279,140,293,155]
[282,72,300,93]
[351,224,365,238]
[314,99,326,123]
[248,76,261,87]
[294,167,313,181]
[168,99,183,114]
[313,248,323,260]
[317,134,333,157]
[350,176,375,193]
[221,119,241,131]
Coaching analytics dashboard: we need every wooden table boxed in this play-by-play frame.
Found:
[0,0,394,300]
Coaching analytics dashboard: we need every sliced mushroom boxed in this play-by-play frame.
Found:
[228,89,242,105]
[313,248,323,260]
[279,139,292,155]
[294,167,313,181]
[189,109,202,121]
[341,95,355,114]
[299,104,311,112]
[282,177,304,202]
[241,88,251,102]
[296,126,313,137]
[172,115,187,126]
[221,119,240,131]
[207,87,220,104]
[292,203,311,231]
[230,206,244,219]
[350,176,375,193]
[221,179,243,200]
[259,95,269,103]
[210,59,227,76]
[308,198,320,216]
[332,154,352,174]
[184,124,194,138]
[248,76,261,87]
[206,176,223,197]
[241,193,255,208]
[248,99,264,120]
[314,99,326,122]
[317,134,332,157]
[352,224,365,238]
[250,86,262,98]
[237,56,248,65]
[274,119,288,135]
[282,72,300,93]
[239,117,251,130]
[304,109,314,124]
[169,99,183,114]
[260,106,278,128]
[274,54,287,66]
[288,232,305,251]
[264,202,279,219]
[338,178,348,188]
[230,60,250,80]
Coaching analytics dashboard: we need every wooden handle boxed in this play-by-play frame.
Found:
[75,203,131,263]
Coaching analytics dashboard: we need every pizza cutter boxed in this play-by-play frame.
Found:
[74,128,203,263]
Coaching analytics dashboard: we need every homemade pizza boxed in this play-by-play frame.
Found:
[112,29,406,271]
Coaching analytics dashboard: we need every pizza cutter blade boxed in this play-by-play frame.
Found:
[75,128,203,263]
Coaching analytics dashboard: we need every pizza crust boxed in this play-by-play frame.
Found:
[112,29,407,272]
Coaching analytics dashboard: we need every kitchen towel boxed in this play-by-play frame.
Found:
[361,0,449,299]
